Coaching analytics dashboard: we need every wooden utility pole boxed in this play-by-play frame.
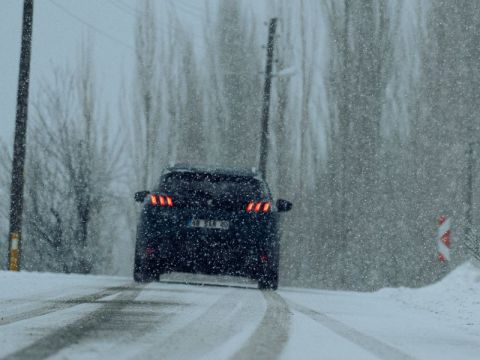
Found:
[259,18,277,180]
[8,0,34,271]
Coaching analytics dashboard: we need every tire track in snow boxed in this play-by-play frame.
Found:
[289,301,417,360]
[232,291,291,360]
[2,285,144,360]
[141,287,265,359]
[0,284,134,326]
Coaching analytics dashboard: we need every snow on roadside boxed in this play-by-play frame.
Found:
[0,270,129,303]
[379,261,480,329]
[279,262,480,360]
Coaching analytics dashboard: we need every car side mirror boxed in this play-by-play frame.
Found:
[276,199,292,212]
[135,190,150,202]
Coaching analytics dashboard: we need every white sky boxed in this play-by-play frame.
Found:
[0,0,214,149]
[0,0,137,147]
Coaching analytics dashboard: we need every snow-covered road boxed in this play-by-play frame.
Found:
[1,263,479,359]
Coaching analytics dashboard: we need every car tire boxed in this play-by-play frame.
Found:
[133,256,160,283]
[258,267,278,290]
[133,268,160,283]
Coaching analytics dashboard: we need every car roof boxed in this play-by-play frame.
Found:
[165,163,259,179]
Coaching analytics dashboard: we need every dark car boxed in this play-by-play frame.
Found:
[133,164,292,290]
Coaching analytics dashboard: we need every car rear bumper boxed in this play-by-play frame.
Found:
[137,207,279,277]
[146,228,260,276]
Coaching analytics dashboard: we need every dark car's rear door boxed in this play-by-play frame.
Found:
[159,171,273,237]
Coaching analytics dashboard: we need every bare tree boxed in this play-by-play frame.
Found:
[20,45,123,274]
[174,27,206,164]
[130,0,161,190]
[325,0,399,289]
[204,0,263,167]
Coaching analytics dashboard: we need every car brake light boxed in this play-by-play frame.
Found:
[262,202,270,213]
[150,194,158,205]
[246,201,271,213]
[146,247,156,256]
[150,194,174,207]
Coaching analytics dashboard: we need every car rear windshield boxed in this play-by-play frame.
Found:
[159,172,268,200]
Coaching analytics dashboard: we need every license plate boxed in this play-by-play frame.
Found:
[189,219,229,230]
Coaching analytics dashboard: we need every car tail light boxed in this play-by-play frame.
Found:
[150,195,158,205]
[150,194,174,207]
[246,201,271,213]
[263,202,270,212]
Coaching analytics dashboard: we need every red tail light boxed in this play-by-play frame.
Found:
[262,202,271,213]
[150,194,174,207]
[150,194,158,205]
[246,201,271,213]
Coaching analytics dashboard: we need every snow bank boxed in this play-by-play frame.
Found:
[0,270,129,301]
[379,262,480,327]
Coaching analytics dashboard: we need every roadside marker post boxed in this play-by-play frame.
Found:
[437,215,451,262]
[9,232,20,271]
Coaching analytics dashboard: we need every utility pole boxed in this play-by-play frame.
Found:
[259,18,277,180]
[7,0,34,271]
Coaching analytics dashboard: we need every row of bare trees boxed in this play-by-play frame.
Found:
[1,0,478,288]
[1,47,124,273]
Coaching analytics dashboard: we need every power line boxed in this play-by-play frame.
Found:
[48,0,135,51]
[162,0,205,34]
[107,0,143,17]
[49,0,208,56]
[104,0,206,47]
[106,0,140,17]
[116,0,143,15]
[167,0,205,18]
[174,0,204,13]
